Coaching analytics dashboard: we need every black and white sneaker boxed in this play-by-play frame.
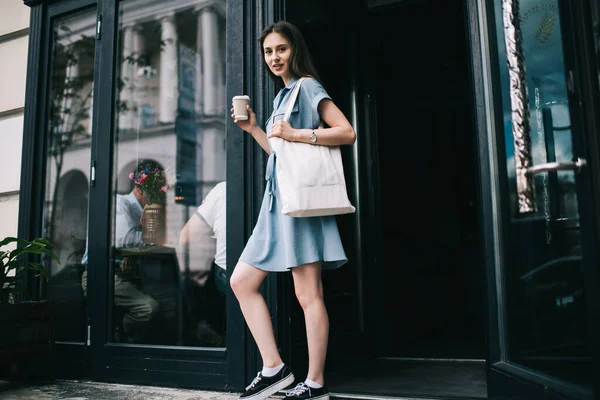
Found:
[284,382,329,400]
[239,364,295,400]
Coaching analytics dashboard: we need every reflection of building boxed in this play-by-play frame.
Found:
[45,0,227,274]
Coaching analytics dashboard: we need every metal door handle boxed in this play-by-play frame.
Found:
[526,158,587,176]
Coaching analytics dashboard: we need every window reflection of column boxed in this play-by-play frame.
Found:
[199,6,219,116]
[217,16,225,115]
[132,25,145,127]
[61,46,79,133]
[159,12,178,124]
[194,6,204,115]
[119,24,135,130]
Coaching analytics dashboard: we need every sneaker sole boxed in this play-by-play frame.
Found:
[240,373,295,400]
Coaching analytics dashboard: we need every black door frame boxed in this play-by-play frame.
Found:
[20,0,98,379]
[19,0,251,391]
[474,0,600,398]
[558,0,600,397]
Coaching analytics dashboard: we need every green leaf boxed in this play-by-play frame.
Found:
[0,237,28,248]
[32,238,53,246]
[27,264,49,280]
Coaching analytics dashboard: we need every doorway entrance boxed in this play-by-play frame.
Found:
[288,0,487,398]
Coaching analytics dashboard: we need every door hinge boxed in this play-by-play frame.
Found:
[567,70,576,95]
[96,15,102,40]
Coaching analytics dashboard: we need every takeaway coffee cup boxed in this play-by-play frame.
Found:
[232,95,250,120]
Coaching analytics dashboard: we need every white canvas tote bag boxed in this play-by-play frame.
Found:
[269,77,356,217]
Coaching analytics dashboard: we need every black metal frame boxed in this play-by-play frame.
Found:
[19,0,254,391]
[558,0,600,397]
[19,0,98,379]
[477,0,600,398]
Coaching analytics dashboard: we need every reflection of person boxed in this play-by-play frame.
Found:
[180,181,227,292]
[179,181,227,346]
[230,21,356,400]
[81,162,161,343]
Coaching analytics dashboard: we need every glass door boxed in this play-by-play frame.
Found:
[42,2,97,377]
[485,0,599,398]
[89,0,231,388]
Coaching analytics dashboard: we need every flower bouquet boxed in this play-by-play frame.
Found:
[129,164,168,205]
[130,162,169,245]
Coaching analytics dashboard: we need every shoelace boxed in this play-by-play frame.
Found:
[245,373,263,391]
[286,382,310,396]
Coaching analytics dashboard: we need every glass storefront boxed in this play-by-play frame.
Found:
[107,0,227,347]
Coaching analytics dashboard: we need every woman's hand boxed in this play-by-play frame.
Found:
[231,104,271,154]
[268,120,296,141]
[231,104,258,135]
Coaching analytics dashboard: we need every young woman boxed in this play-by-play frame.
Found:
[230,20,356,400]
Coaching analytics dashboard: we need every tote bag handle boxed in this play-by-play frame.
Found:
[283,77,306,122]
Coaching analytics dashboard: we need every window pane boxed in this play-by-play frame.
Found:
[43,8,96,343]
[109,0,227,347]
[494,0,591,387]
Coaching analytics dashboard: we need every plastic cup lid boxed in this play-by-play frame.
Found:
[232,95,250,101]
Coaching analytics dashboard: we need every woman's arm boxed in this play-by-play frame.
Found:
[268,98,356,146]
[248,125,271,154]
[232,104,271,154]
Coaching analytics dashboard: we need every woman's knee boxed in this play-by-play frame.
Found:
[294,286,323,310]
[229,272,244,298]
[229,261,263,298]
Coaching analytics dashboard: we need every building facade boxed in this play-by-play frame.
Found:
[0,1,30,248]
[9,0,600,399]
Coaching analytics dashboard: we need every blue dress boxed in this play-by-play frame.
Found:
[238,77,348,272]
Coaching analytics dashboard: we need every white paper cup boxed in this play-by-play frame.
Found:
[232,95,250,120]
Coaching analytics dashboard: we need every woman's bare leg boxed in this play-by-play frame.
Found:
[291,261,328,384]
[230,261,282,367]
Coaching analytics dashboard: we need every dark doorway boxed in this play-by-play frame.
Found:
[372,0,484,361]
[287,0,486,398]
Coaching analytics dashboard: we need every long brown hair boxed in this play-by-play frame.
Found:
[259,21,322,89]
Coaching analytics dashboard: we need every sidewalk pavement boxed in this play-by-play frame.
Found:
[0,380,244,400]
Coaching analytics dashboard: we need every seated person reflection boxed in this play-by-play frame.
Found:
[180,181,227,346]
[81,162,162,343]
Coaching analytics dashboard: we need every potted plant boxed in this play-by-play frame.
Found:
[130,162,169,245]
[0,236,60,380]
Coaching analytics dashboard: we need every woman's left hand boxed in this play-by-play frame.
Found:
[268,120,296,141]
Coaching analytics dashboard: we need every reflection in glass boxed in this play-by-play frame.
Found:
[42,9,96,343]
[495,0,590,387]
[110,0,227,347]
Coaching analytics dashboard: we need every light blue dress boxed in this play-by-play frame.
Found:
[238,76,348,272]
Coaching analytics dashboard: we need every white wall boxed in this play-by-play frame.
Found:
[0,2,30,243]
[0,0,30,37]
[0,115,24,193]
[0,193,20,242]
[0,37,29,112]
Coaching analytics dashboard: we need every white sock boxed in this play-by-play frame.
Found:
[262,363,284,377]
[305,379,323,389]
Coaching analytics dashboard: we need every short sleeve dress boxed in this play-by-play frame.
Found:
[238,76,348,272]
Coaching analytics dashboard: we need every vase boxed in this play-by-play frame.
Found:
[141,204,166,245]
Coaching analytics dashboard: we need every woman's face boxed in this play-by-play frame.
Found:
[263,31,292,83]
